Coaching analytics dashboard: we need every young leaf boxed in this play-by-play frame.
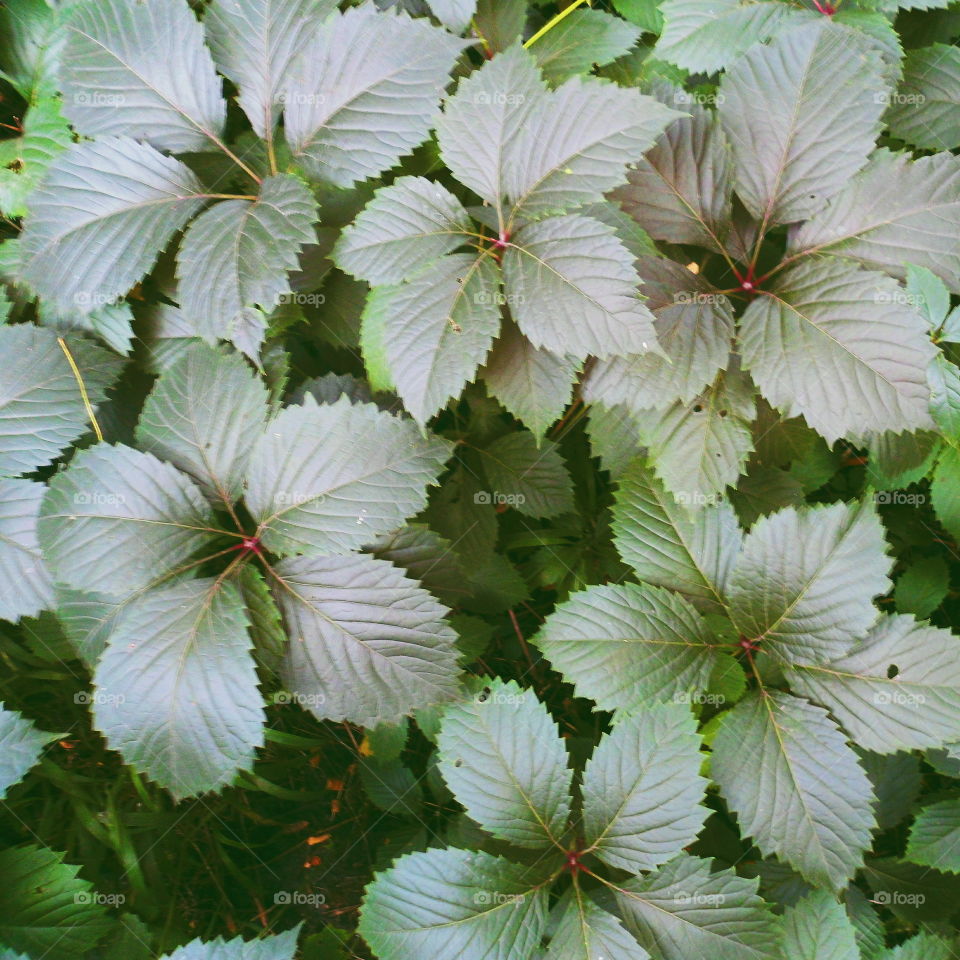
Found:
[503,214,659,359]
[159,926,301,959]
[38,444,217,599]
[786,613,960,753]
[905,798,960,873]
[712,691,876,891]
[205,0,339,139]
[878,932,957,960]
[0,704,53,798]
[728,499,891,666]
[60,0,226,153]
[533,583,723,710]
[283,6,465,184]
[245,395,451,556]
[359,848,550,960]
[894,556,949,618]
[544,891,647,960]
[719,22,885,225]
[334,177,474,285]
[92,578,263,799]
[20,137,208,314]
[582,702,708,872]
[789,148,960,291]
[611,461,741,614]
[478,431,574,518]
[272,553,460,727]
[427,0,477,34]
[360,253,502,425]
[136,343,269,505]
[885,44,960,151]
[782,889,859,960]
[437,678,573,848]
[617,853,782,960]
[0,479,53,623]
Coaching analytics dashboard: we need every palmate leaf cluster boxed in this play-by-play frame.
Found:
[1,0,960,956]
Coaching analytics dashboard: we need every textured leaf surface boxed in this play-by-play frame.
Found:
[334,177,473,285]
[284,6,464,184]
[545,892,647,960]
[886,44,960,150]
[782,889,859,960]
[176,175,317,350]
[719,22,885,224]
[437,678,572,848]
[611,461,741,614]
[38,444,217,599]
[93,579,263,799]
[905,798,960,872]
[428,0,476,33]
[0,479,54,623]
[359,848,550,960]
[0,704,51,798]
[533,583,722,710]
[205,0,338,138]
[787,613,960,753]
[712,691,876,891]
[136,343,269,505]
[479,432,574,518]
[20,137,207,314]
[617,854,782,960]
[582,703,707,872]
[246,396,451,556]
[61,0,226,153]
[790,148,960,291]
[160,927,300,960]
[0,326,122,478]
[361,254,501,425]
[273,553,460,727]
[728,500,891,666]
[740,261,935,442]
[504,215,658,359]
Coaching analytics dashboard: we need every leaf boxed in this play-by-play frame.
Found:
[885,44,960,151]
[246,395,451,556]
[0,704,52,798]
[478,431,574,518]
[712,690,876,891]
[20,137,208,314]
[894,556,949,618]
[60,0,226,153]
[0,0,72,100]
[136,343,269,505]
[272,552,460,727]
[718,22,885,225]
[740,260,935,443]
[861,858,960,923]
[38,444,217,599]
[786,613,960,753]
[532,582,723,711]
[613,92,732,250]
[905,798,960,873]
[205,0,338,138]
[932,445,960,540]
[283,6,465,185]
[611,461,741,615]
[505,76,679,218]
[359,848,550,960]
[0,326,122,478]
[582,258,735,411]
[334,177,473,285]
[782,889,859,960]
[582,702,707,872]
[176,174,317,352]
[437,678,572,848]
[0,479,53,623]
[360,253,502,426]
[481,320,579,438]
[529,9,640,86]
[473,0,527,53]
[879,932,957,960]
[503,214,659,360]
[435,44,547,211]
[368,523,469,607]
[728,499,891,666]
[617,853,782,960]
[789,148,960,292]
[859,749,921,830]
[92,578,262,799]
[656,0,815,74]
[544,891,648,960]
[159,927,301,960]
[0,845,113,960]
[427,0,476,33]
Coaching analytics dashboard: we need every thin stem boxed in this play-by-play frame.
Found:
[524,0,591,48]
[57,337,103,442]
[208,134,263,186]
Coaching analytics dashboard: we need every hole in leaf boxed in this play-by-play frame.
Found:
[887,664,899,679]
